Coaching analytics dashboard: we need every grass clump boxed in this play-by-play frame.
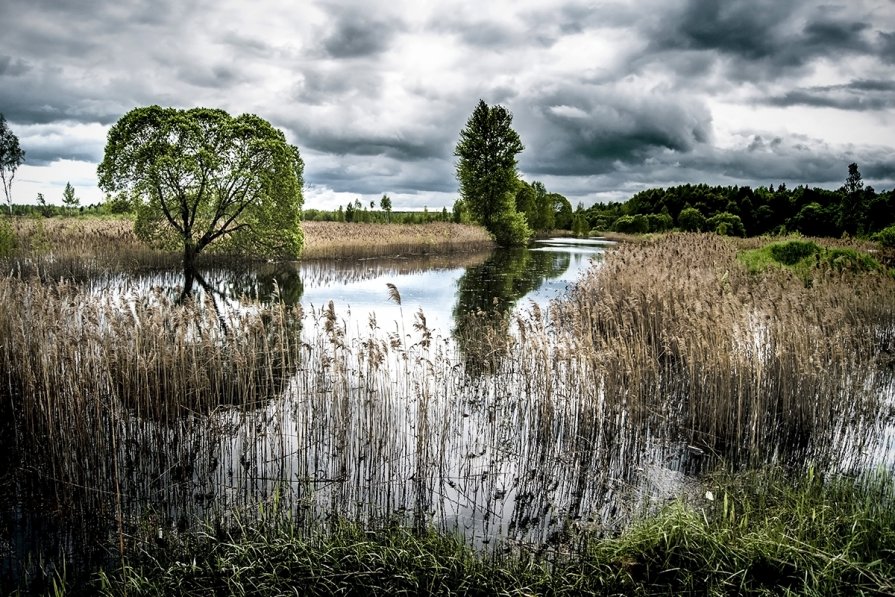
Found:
[739,238,881,275]
[91,468,895,596]
[768,239,821,265]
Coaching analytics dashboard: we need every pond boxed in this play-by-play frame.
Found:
[2,235,893,588]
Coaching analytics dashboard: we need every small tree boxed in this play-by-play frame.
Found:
[839,162,867,236]
[62,182,79,209]
[455,100,530,245]
[380,194,392,223]
[551,194,572,230]
[36,192,52,217]
[531,181,554,231]
[0,113,25,215]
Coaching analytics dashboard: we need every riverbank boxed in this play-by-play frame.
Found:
[0,216,495,264]
[90,468,895,595]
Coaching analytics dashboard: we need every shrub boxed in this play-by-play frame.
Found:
[706,212,745,237]
[768,240,821,265]
[677,207,705,232]
[875,225,895,249]
[613,214,649,234]
[825,248,879,272]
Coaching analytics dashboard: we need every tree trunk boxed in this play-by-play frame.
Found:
[179,242,198,302]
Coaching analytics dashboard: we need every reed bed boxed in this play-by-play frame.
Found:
[1,232,893,593]
[301,221,494,259]
[551,232,895,465]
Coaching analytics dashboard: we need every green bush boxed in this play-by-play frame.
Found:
[825,248,879,272]
[768,240,821,265]
[875,225,895,248]
[677,207,705,232]
[706,212,745,237]
[613,214,649,234]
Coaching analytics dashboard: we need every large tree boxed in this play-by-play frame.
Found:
[0,113,25,215]
[98,106,304,297]
[454,100,530,246]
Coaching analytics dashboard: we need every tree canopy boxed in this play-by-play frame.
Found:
[0,113,25,215]
[97,106,304,293]
[455,100,530,246]
[582,163,895,240]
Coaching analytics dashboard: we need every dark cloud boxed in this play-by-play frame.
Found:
[291,67,384,105]
[307,153,455,195]
[515,83,713,177]
[646,1,874,79]
[587,133,895,195]
[0,56,31,76]
[2,0,895,206]
[322,15,394,58]
[880,32,895,62]
[298,128,447,162]
[765,79,895,111]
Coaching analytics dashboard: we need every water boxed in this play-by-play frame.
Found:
[3,236,894,589]
[88,238,605,344]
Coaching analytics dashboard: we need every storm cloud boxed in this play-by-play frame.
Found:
[1,0,893,207]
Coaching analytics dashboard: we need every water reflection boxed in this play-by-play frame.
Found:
[453,248,571,372]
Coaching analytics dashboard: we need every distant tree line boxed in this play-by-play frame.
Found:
[585,164,895,239]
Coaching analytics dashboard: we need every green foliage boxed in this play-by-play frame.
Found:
[102,191,135,215]
[97,106,304,265]
[93,469,895,596]
[677,206,705,232]
[551,193,572,230]
[454,100,530,245]
[739,239,880,278]
[825,247,880,272]
[583,164,895,239]
[490,206,531,246]
[706,211,745,236]
[0,217,15,257]
[379,194,392,222]
[768,239,821,265]
[612,214,649,233]
[452,198,471,224]
[875,224,895,248]
[647,212,673,232]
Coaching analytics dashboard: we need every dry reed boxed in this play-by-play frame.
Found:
[1,230,892,590]
[300,221,494,259]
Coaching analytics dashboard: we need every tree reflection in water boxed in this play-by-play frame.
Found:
[453,247,570,372]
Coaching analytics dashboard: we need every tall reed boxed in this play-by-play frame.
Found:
[1,231,892,592]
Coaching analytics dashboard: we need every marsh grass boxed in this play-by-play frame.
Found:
[554,233,895,463]
[739,238,883,279]
[94,468,895,596]
[1,231,894,593]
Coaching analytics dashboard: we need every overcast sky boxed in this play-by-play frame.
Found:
[2,0,894,210]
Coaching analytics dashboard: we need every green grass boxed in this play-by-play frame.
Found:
[738,238,882,279]
[82,468,895,596]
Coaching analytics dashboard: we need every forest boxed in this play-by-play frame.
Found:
[584,163,895,240]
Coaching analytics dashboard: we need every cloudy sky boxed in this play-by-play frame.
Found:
[2,0,894,210]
